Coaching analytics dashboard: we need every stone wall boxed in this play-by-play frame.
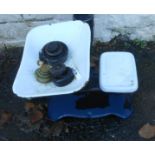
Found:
[0,14,155,49]
[94,14,155,42]
[0,14,72,49]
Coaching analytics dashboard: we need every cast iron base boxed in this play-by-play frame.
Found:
[48,93,133,121]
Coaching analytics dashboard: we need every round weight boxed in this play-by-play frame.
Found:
[43,41,63,57]
[46,51,67,65]
[53,67,74,87]
[35,68,52,83]
[40,41,68,65]
[50,63,66,78]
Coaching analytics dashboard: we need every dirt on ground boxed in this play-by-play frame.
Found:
[0,35,155,141]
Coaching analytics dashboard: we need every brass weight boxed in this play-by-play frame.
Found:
[35,63,52,83]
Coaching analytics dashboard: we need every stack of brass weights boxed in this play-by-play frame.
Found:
[35,41,68,84]
[35,63,52,83]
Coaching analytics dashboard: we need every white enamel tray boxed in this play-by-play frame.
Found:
[99,52,138,93]
[13,21,91,98]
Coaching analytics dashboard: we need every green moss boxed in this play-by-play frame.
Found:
[132,39,147,49]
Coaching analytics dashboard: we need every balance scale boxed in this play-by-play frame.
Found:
[13,21,138,121]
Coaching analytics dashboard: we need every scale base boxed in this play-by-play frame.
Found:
[48,92,133,121]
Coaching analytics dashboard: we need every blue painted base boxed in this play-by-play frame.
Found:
[48,92,133,121]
